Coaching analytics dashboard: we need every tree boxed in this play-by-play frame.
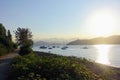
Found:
[0,23,6,36]
[7,30,12,41]
[0,23,15,55]
[15,27,33,55]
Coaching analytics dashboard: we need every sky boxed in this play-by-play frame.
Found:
[0,0,120,40]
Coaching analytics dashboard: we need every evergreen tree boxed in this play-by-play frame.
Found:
[0,23,15,55]
[0,23,6,36]
[7,30,12,41]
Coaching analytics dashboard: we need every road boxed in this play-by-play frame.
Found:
[0,52,18,80]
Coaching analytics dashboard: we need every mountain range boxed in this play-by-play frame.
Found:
[33,38,76,45]
[67,35,120,45]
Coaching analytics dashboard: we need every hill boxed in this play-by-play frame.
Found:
[67,35,120,45]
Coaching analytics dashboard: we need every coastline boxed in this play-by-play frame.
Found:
[6,51,120,80]
[34,51,120,68]
[34,51,120,80]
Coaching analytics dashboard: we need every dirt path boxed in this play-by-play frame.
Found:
[0,52,18,80]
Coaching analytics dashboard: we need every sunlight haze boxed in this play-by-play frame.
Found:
[0,0,119,40]
[84,8,118,37]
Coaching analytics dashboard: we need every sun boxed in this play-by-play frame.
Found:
[85,9,117,37]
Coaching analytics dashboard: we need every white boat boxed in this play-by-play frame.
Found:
[48,47,52,49]
[82,46,88,49]
[61,46,68,50]
[40,46,47,49]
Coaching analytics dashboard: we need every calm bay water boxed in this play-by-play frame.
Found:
[33,45,120,67]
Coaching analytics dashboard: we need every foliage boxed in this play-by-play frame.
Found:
[0,23,6,36]
[0,44,7,56]
[19,46,33,56]
[12,43,18,49]
[15,27,33,55]
[15,27,32,47]
[0,23,16,56]
[7,30,12,41]
[7,53,101,80]
[8,52,120,80]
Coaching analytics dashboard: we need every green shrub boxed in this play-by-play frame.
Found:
[19,46,33,56]
[0,36,15,54]
[7,53,99,80]
[0,44,7,56]
[0,47,7,56]
[13,43,18,49]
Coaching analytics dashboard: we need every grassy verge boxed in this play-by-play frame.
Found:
[7,51,120,80]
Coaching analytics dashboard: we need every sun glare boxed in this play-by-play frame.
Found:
[86,9,117,37]
[95,45,111,65]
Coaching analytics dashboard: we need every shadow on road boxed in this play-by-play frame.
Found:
[0,53,18,80]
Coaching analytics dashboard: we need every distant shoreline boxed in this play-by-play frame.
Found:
[67,44,120,45]
[67,35,120,45]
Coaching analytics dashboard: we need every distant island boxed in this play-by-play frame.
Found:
[67,35,120,45]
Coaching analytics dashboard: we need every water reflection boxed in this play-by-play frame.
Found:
[95,45,111,65]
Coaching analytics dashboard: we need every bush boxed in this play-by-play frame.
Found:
[7,53,99,80]
[12,43,18,49]
[19,46,33,56]
[0,36,15,54]
[0,44,8,55]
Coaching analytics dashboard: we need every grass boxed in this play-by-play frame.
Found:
[7,51,120,80]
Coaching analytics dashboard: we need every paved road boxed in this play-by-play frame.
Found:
[0,53,18,80]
